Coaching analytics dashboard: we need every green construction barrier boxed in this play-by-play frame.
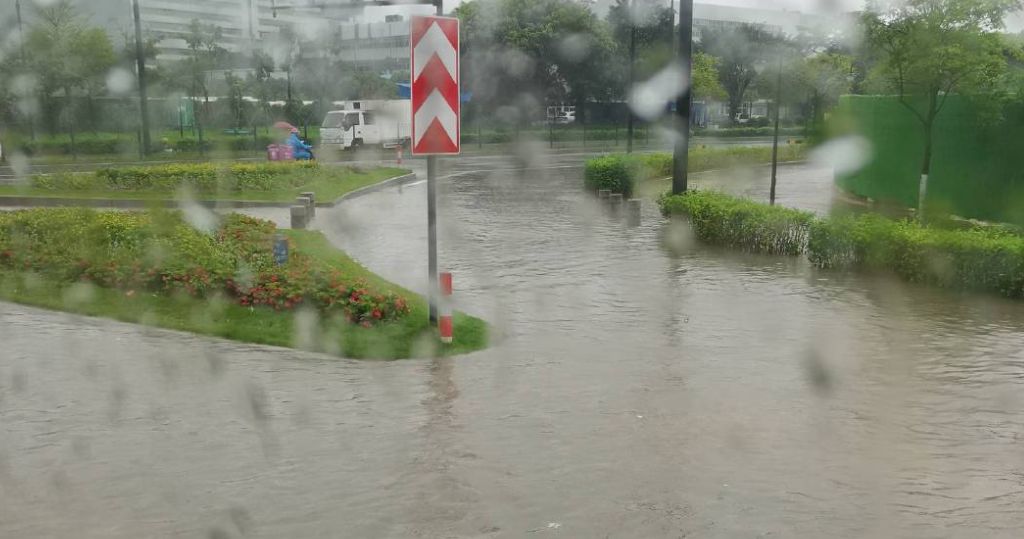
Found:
[835,95,1024,225]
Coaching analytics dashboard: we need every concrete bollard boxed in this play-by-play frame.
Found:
[598,189,611,200]
[627,199,642,227]
[290,205,308,229]
[297,195,314,220]
[300,191,316,218]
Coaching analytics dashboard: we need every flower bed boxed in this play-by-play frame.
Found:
[0,208,408,325]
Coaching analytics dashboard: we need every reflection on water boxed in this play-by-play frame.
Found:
[2,156,1024,537]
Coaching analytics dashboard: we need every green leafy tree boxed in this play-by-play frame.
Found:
[456,0,616,123]
[606,1,723,101]
[163,20,226,139]
[25,1,116,136]
[863,0,1021,217]
[699,24,782,124]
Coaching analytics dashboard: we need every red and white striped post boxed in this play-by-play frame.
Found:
[439,272,453,343]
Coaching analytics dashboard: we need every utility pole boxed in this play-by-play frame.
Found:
[769,54,783,206]
[132,0,151,156]
[626,0,637,153]
[671,0,693,194]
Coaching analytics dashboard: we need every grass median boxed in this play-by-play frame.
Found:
[0,209,487,359]
[0,161,409,204]
[584,145,809,198]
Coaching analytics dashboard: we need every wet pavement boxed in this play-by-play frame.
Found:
[3,153,1024,538]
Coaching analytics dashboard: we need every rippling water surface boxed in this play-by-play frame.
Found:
[2,156,1024,537]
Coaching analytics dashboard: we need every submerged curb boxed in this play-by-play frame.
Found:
[0,172,417,209]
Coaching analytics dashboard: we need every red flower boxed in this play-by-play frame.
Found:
[372,309,382,320]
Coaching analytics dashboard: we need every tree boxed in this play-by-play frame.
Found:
[863,0,1022,218]
[163,20,226,140]
[605,0,721,102]
[456,0,616,124]
[796,52,854,136]
[699,24,781,125]
[25,1,116,136]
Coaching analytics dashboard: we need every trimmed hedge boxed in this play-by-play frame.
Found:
[4,132,314,156]
[31,161,321,193]
[808,214,1024,297]
[694,127,805,138]
[584,145,808,196]
[659,190,815,256]
[660,190,1024,299]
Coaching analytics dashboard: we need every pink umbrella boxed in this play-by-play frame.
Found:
[273,121,294,130]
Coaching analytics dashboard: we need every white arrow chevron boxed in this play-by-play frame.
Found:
[414,89,458,145]
[413,22,457,81]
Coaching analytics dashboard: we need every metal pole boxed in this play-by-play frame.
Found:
[672,0,693,194]
[132,0,152,155]
[427,156,439,324]
[769,54,782,206]
[427,0,443,326]
[626,0,636,154]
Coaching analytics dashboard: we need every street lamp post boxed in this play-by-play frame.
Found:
[15,0,35,141]
[672,0,693,194]
[626,0,637,154]
[769,54,783,206]
[132,0,152,156]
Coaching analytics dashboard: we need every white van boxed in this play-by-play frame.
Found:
[320,100,412,150]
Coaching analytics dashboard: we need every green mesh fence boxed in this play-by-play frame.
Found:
[835,95,1024,225]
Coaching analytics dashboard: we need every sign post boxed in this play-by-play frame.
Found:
[410,15,460,325]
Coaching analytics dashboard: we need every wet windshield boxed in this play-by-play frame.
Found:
[5,0,1024,537]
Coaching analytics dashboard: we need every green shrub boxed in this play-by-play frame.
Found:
[659,190,815,255]
[694,127,804,138]
[808,213,1024,297]
[661,190,1024,299]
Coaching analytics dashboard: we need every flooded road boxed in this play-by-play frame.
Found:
[3,154,1024,538]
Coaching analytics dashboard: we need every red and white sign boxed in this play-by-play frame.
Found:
[410,15,460,155]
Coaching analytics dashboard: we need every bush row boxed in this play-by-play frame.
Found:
[694,127,805,138]
[0,209,409,324]
[31,161,321,193]
[659,191,1024,299]
[583,145,808,196]
[659,190,815,255]
[5,133,317,156]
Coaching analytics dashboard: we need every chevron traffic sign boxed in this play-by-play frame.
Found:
[410,15,460,155]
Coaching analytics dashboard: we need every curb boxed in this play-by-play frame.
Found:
[0,172,417,210]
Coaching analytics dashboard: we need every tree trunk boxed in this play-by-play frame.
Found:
[64,87,76,160]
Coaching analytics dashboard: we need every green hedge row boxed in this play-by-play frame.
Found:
[660,191,1024,299]
[4,133,317,156]
[583,145,808,197]
[659,190,814,255]
[694,127,804,138]
[32,161,321,193]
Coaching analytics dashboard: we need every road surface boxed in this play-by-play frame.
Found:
[2,153,1023,538]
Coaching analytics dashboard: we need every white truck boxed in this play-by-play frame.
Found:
[319,100,412,150]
